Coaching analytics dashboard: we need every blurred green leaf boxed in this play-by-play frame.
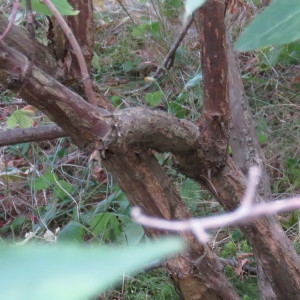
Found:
[53,179,74,200]
[180,178,200,202]
[0,239,184,300]
[110,95,122,107]
[235,0,300,51]
[57,221,84,243]
[116,215,145,245]
[20,0,79,16]
[90,213,122,241]
[10,216,26,230]
[131,22,160,37]
[184,0,207,21]
[184,73,203,89]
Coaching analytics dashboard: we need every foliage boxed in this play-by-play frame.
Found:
[0,238,183,300]
[184,0,207,21]
[104,269,179,299]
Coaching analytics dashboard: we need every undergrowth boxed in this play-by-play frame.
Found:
[0,0,299,298]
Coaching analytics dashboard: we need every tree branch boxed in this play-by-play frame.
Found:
[0,124,66,146]
[0,41,112,148]
[40,0,97,105]
[0,0,20,42]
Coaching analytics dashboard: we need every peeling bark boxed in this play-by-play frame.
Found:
[196,0,230,173]
[103,149,239,299]
[194,1,300,298]
[66,0,94,79]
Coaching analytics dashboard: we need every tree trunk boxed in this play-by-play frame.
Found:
[226,20,300,300]
[0,9,238,300]
[194,1,300,299]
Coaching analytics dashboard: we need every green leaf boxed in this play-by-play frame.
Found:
[0,239,184,300]
[10,216,26,230]
[275,42,300,65]
[32,169,57,191]
[231,229,244,241]
[255,117,268,145]
[235,0,300,51]
[110,95,122,107]
[256,132,267,145]
[53,179,74,200]
[131,25,147,37]
[57,221,84,243]
[168,98,187,118]
[180,178,201,202]
[123,222,145,245]
[20,0,79,16]
[6,110,34,129]
[122,60,136,72]
[90,213,122,241]
[184,0,207,21]
[145,91,163,106]
[115,215,145,245]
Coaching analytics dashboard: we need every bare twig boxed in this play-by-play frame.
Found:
[123,15,194,95]
[0,0,20,42]
[132,166,300,243]
[40,0,98,105]
[0,99,26,106]
[220,257,257,275]
[25,0,35,39]
[155,15,195,73]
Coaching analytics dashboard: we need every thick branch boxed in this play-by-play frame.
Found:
[0,14,56,75]
[42,0,97,105]
[195,0,230,172]
[0,41,112,148]
[112,107,200,153]
[0,41,210,174]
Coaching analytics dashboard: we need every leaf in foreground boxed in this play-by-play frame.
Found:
[184,0,207,22]
[235,0,300,51]
[0,238,184,300]
[20,0,79,16]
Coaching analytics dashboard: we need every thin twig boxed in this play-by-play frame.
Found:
[122,15,194,95]
[115,0,136,24]
[132,166,300,243]
[0,0,20,42]
[40,0,98,105]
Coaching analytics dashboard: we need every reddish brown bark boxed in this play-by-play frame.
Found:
[193,0,300,298]
[66,0,94,79]
[103,150,238,299]
[196,0,230,174]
